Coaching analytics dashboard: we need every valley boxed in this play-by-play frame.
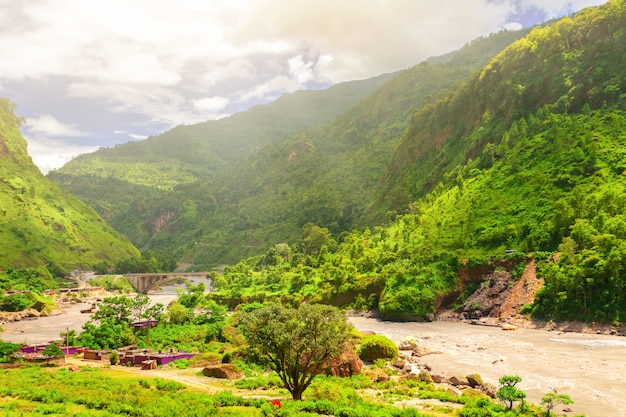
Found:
[3,297,625,416]
[3,2,626,416]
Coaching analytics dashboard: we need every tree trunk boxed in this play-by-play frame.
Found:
[291,385,305,400]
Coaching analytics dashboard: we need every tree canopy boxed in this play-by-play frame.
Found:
[237,303,353,400]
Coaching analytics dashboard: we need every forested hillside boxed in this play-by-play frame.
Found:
[373,0,626,219]
[210,0,626,323]
[47,74,394,221]
[0,99,139,271]
[50,29,528,266]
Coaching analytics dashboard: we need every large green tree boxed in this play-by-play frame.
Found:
[237,303,353,400]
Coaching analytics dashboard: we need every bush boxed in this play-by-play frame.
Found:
[173,358,189,369]
[154,378,185,392]
[189,352,221,367]
[109,351,119,365]
[358,335,398,362]
[0,293,32,312]
[42,344,64,358]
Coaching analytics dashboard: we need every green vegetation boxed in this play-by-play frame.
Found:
[92,250,177,275]
[0,289,55,313]
[0,341,20,362]
[41,344,64,358]
[86,275,134,292]
[497,375,526,410]
[208,1,626,322]
[77,294,164,349]
[0,99,139,275]
[237,303,353,400]
[541,393,573,417]
[358,335,399,362]
[0,267,60,292]
[375,0,626,217]
[48,29,528,267]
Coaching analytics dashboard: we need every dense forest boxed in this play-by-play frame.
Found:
[49,29,529,266]
[0,99,139,272]
[205,0,626,324]
[2,1,626,325]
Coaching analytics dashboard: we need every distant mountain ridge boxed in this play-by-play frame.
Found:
[51,72,395,190]
[371,1,626,219]
[49,28,529,267]
[0,99,139,270]
[209,0,626,325]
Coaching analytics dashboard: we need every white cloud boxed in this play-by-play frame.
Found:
[193,96,230,113]
[114,130,147,141]
[25,136,99,174]
[236,75,301,103]
[0,0,610,172]
[26,115,88,137]
[516,0,608,18]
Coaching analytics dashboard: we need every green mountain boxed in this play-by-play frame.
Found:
[373,2,626,219]
[49,29,528,267]
[49,74,394,191]
[210,0,626,323]
[0,99,139,271]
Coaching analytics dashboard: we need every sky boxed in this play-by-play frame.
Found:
[0,0,608,173]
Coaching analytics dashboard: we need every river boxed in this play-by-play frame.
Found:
[0,276,211,345]
[2,289,624,416]
[350,317,626,417]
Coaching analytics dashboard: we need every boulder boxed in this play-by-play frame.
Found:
[202,364,243,380]
[412,346,442,357]
[446,385,463,397]
[365,367,390,383]
[448,376,470,386]
[392,359,406,369]
[461,387,484,398]
[418,371,432,383]
[466,374,484,388]
[430,374,446,383]
[66,365,80,372]
[399,336,419,350]
[501,323,518,331]
[326,344,362,377]
[479,383,498,398]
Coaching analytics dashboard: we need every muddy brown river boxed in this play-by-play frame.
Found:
[3,302,625,416]
[350,317,626,417]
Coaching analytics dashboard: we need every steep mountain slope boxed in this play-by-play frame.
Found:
[51,29,527,267]
[0,99,139,270]
[372,0,626,220]
[47,74,394,257]
[49,74,393,191]
[210,0,626,323]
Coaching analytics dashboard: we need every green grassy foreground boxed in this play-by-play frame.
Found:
[0,362,566,417]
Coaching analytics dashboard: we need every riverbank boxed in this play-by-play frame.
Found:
[435,308,626,337]
[350,316,626,417]
[2,298,624,416]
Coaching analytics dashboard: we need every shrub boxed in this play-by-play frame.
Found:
[42,344,64,358]
[154,378,185,392]
[138,379,151,389]
[189,352,221,367]
[1,293,32,312]
[173,358,189,369]
[358,335,398,362]
[109,351,119,365]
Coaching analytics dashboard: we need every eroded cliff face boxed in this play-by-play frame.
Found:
[456,258,543,320]
[152,210,176,233]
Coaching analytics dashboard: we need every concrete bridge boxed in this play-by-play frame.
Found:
[124,272,210,294]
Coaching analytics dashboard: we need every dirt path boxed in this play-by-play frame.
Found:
[350,317,626,417]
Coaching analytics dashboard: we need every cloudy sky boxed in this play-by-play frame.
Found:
[0,0,607,173]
